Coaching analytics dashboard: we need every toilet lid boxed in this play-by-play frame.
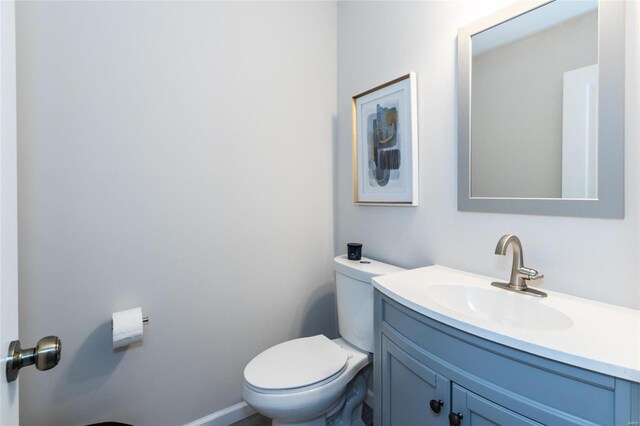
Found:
[244,335,349,390]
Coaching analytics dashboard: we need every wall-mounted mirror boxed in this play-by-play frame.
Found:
[458,0,624,218]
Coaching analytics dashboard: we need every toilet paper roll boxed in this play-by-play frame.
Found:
[112,307,144,349]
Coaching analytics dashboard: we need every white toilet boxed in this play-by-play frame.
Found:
[243,255,404,426]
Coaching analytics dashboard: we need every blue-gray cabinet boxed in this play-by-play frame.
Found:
[374,291,640,426]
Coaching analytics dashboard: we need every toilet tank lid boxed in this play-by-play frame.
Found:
[334,255,405,282]
[243,335,348,391]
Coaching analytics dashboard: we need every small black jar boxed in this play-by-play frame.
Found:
[347,243,363,261]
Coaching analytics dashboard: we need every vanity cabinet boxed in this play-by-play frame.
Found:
[374,291,639,426]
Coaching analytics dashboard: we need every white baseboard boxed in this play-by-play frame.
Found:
[184,401,257,426]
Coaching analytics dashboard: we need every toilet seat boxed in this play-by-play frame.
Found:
[242,337,371,424]
[244,335,349,392]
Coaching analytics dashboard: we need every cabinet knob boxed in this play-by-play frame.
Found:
[448,412,463,426]
[429,399,444,414]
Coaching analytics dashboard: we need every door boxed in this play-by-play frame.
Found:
[0,0,19,424]
[381,335,450,426]
[449,384,543,426]
[562,64,599,199]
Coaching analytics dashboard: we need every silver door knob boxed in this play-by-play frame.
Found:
[6,336,61,382]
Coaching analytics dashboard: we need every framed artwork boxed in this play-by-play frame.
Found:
[352,72,418,205]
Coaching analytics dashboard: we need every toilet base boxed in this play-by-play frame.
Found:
[327,365,370,426]
[270,392,345,426]
[269,365,371,426]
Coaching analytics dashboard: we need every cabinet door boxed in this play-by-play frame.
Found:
[381,335,450,426]
[450,384,543,426]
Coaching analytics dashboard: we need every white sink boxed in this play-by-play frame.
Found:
[372,265,640,382]
[426,284,573,330]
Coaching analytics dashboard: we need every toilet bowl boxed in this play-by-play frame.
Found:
[243,255,405,426]
[243,336,370,426]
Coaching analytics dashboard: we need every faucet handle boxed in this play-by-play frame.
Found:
[518,266,543,281]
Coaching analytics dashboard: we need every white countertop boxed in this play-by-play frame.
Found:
[373,265,640,382]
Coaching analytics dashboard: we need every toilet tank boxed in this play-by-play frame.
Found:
[333,255,405,353]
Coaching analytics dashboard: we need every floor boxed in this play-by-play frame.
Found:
[231,413,271,426]
[231,403,373,426]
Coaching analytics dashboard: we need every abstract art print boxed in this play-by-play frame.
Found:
[352,73,418,205]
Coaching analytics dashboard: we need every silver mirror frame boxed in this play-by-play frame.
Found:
[457,0,624,218]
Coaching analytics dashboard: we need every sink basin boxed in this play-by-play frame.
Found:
[426,284,573,331]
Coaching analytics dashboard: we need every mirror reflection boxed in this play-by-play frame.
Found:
[470,1,598,199]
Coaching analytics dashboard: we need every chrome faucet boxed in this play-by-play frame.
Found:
[491,234,547,298]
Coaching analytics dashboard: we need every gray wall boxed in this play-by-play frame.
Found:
[16,2,337,425]
[337,1,640,308]
[471,11,598,198]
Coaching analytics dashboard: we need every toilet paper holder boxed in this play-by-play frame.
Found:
[111,308,149,349]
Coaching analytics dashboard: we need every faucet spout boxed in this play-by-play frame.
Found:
[495,234,521,256]
[494,234,525,288]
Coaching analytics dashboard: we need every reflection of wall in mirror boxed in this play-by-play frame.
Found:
[471,10,597,199]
